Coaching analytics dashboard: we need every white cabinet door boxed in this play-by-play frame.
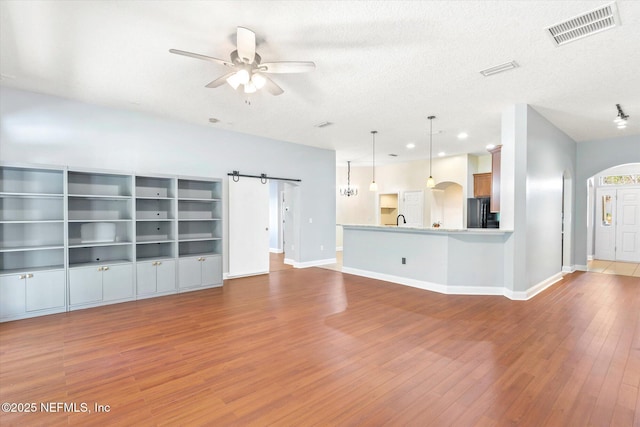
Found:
[156,260,176,293]
[178,257,202,289]
[201,256,222,286]
[25,270,65,312]
[0,275,26,318]
[69,267,103,305]
[103,264,133,301]
[136,261,157,295]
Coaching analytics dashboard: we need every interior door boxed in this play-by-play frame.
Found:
[615,188,640,262]
[229,178,270,277]
[595,188,616,261]
[402,191,424,227]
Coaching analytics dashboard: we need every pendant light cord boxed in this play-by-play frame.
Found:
[428,116,435,176]
[371,130,377,182]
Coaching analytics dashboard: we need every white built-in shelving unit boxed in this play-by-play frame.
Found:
[135,175,177,298]
[177,178,223,290]
[67,170,135,309]
[0,165,67,321]
[0,164,223,322]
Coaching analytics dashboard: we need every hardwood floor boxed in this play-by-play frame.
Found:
[1,268,638,426]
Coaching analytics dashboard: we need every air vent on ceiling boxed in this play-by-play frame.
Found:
[545,2,620,47]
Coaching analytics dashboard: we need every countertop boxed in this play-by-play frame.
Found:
[340,224,512,235]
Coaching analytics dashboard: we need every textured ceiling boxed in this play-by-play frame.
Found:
[1,1,638,166]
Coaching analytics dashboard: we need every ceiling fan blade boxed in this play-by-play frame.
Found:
[262,75,284,96]
[169,49,234,68]
[205,72,237,88]
[236,27,256,64]
[259,61,316,74]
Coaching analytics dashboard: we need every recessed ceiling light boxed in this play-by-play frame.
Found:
[208,118,220,124]
[438,152,446,157]
[486,144,496,149]
[406,143,415,149]
[457,132,468,140]
[388,154,398,157]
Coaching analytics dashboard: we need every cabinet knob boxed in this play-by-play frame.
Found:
[97,267,103,272]
[18,274,26,280]
[156,261,162,266]
[26,273,34,279]
[103,266,109,271]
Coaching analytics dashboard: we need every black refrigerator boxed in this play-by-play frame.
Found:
[467,197,499,228]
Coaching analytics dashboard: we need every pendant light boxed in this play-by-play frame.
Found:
[340,161,358,197]
[369,130,378,191]
[427,116,436,188]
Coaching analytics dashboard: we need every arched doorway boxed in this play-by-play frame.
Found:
[430,181,463,229]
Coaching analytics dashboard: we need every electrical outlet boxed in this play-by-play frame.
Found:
[320,245,324,251]
[402,257,406,264]
[309,218,313,224]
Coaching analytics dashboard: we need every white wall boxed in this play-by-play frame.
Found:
[336,154,471,232]
[0,87,336,270]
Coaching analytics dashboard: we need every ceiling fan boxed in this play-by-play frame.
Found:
[170,27,315,96]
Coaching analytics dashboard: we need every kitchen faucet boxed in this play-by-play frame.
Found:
[396,214,406,226]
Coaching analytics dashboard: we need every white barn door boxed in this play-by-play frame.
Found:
[616,188,640,262]
[229,178,270,277]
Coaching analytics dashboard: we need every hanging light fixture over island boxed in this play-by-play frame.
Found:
[427,116,436,188]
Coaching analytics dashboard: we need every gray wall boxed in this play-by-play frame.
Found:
[0,87,336,271]
[524,106,576,288]
[575,135,640,267]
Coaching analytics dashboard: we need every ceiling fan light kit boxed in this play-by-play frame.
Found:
[170,26,315,96]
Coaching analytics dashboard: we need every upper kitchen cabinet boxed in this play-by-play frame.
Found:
[473,173,492,198]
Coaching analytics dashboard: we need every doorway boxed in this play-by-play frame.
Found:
[595,187,640,262]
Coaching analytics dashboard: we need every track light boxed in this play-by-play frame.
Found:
[614,104,629,129]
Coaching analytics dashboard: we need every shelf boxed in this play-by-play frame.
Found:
[178,252,220,258]
[0,192,64,198]
[136,238,174,244]
[177,197,221,202]
[177,218,221,222]
[68,219,132,223]
[0,245,64,252]
[136,218,174,222]
[1,220,64,224]
[68,194,132,200]
[178,237,221,243]
[68,241,133,248]
[69,259,132,269]
[136,196,174,200]
[0,265,65,276]
[136,255,176,262]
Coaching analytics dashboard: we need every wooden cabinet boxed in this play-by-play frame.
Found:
[178,255,222,290]
[488,145,502,213]
[473,173,492,198]
[0,270,65,320]
[69,263,133,307]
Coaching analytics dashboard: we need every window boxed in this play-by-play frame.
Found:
[600,174,640,185]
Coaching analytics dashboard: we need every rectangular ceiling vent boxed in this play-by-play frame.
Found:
[546,2,620,46]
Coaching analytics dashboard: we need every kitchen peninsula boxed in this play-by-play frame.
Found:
[342,224,516,298]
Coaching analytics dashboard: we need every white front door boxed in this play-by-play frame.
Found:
[595,188,616,261]
[229,178,270,277]
[616,188,640,262]
[401,191,424,227]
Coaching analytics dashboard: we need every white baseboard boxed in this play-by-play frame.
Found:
[336,246,343,252]
[587,255,594,261]
[342,267,564,301]
[562,265,576,273]
[225,271,269,279]
[291,258,337,269]
[284,258,295,266]
[575,264,588,271]
[269,248,284,254]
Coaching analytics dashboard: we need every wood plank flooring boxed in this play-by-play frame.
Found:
[1,268,639,426]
